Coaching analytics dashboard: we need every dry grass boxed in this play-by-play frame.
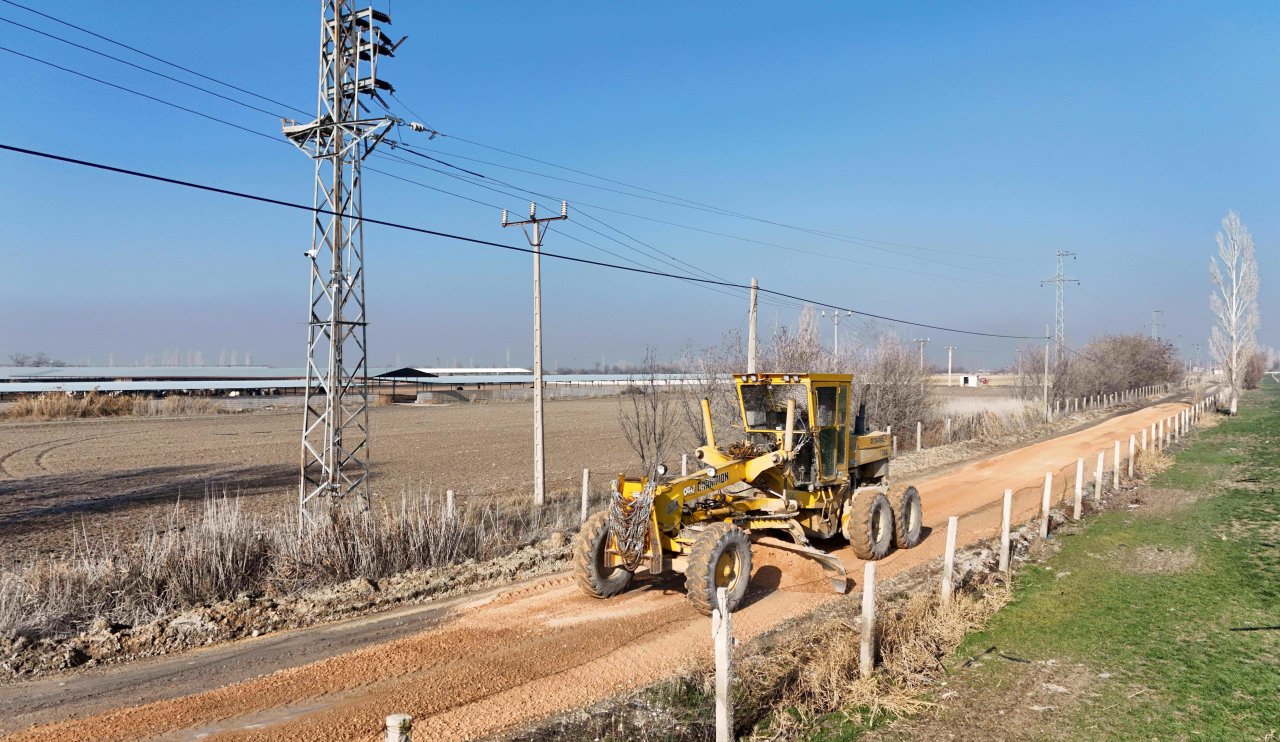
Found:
[753,583,1012,738]
[4,391,136,420]
[152,396,222,416]
[3,392,226,420]
[0,490,586,640]
[1134,447,1174,477]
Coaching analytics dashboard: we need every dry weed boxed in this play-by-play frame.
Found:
[0,489,589,640]
[4,391,135,420]
[1134,447,1174,477]
[4,392,225,420]
[750,582,1011,739]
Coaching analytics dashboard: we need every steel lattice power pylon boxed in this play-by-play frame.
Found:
[283,1,402,517]
[1041,251,1078,365]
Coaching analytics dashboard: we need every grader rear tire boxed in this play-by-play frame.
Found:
[843,489,894,560]
[573,511,634,598]
[684,523,752,616]
[888,486,924,548]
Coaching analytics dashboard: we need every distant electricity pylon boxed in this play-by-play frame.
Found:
[1040,251,1078,365]
[1148,310,1165,340]
[283,1,404,518]
[503,201,568,507]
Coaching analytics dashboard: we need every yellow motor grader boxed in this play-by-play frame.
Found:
[574,372,923,615]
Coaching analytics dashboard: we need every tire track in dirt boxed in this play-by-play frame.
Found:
[32,435,115,474]
[0,437,74,479]
[0,434,119,478]
[3,400,1198,742]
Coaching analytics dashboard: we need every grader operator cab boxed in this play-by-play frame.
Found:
[574,372,923,615]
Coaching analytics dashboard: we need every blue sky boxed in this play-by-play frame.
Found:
[1,0,1275,369]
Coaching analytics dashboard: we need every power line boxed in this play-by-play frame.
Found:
[0,45,282,144]
[405,125,1041,265]
[383,143,1036,290]
[6,1,1036,275]
[0,0,311,117]
[403,141,1041,269]
[6,7,1035,290]
[0,34,726,299]
[0,15,288,119]
[392,142,1040,286]
[0,142,1045,340]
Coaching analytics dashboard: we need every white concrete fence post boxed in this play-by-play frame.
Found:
[999,488,1013,574]
[386,714,412,742]
[1113,440,1121,488]
[712,586,733,742]
[945,417,952,444]
[1073,458,1084,520]
[580,468,590,523]
[445,489,456,521]
[681,453,689,476]
[1128,434,1136,479]
[941,515,959,605]
[1040,472,1053,538]
[1094,452,1105,503]
[892,435,898,456]
[1141,427,1148,451]
[916,421,923,452]
[860,561,876,679]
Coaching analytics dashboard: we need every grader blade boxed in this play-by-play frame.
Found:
[753,536,849,594]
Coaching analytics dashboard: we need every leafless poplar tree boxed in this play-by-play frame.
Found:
[1210,210,1260,415]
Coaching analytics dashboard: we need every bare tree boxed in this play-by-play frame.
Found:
[853,330,937,433]
[1244,351,1266,390]
[1054,335,1183,398]
[617,348,680,474]
[674,331,745,445]
[1210,210,1260,415]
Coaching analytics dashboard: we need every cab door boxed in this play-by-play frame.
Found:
[813,384,846,483]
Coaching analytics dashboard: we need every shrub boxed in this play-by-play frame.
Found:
[0,489,588,640]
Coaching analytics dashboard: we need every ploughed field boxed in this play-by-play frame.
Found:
[0,398,648,560]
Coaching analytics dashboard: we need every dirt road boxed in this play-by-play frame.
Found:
[0,398,651,558]
[1,401,1193,741]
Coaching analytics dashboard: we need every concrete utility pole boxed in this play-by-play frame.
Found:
[821,309,852,356]
[503,201,568,507]
[746,278,758,375]
[913,337,930,370]
[1148,310,1165,340]
[945,346,957,386]
[1040,251,1078,366]
[283,0,403,519]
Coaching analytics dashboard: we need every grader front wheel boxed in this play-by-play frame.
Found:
[684,523,752,616]
[573,511,634,598]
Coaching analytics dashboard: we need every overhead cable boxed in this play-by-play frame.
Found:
[0,142,1046,340]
